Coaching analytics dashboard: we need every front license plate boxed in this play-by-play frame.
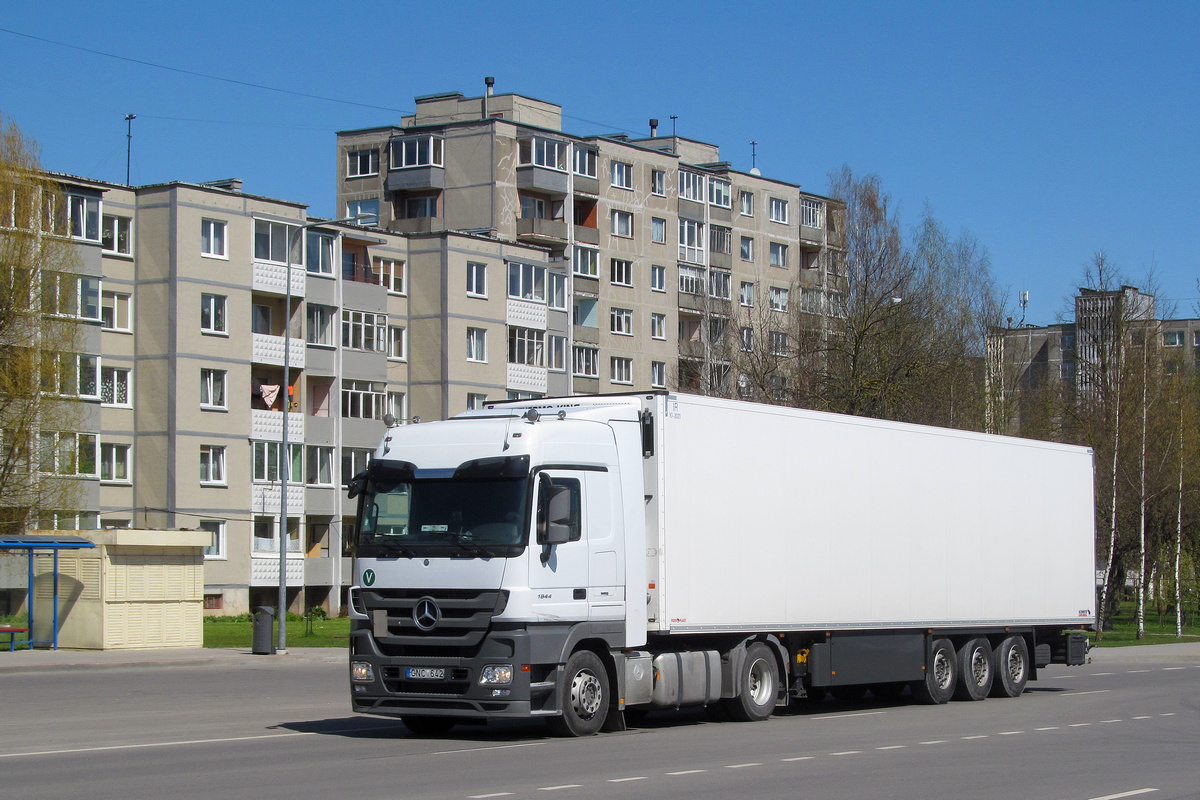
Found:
[405,667,445,680]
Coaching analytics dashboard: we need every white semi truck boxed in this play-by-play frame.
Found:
[347,392,1095,736]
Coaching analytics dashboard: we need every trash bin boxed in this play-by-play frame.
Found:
[252,606,275,655]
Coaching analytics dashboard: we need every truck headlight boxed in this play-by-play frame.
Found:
[351,661,375,682]
[479,665,513,685]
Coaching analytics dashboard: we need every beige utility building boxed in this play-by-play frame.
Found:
[12,88,844,616]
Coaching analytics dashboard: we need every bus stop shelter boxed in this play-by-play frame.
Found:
[0,534,96,650]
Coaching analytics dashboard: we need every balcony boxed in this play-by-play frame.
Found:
[252,262,306,297]
[249,483,305,516]
[507,298,548,329]
[252,333,306,369]
[516,165,569,195]
[385,166,445,192]
[389,217,446,235]
[249,555,304,587]
[251,409,304,442]
[507,362,548,394]
[516,217,569,246]
[573,224,600,245]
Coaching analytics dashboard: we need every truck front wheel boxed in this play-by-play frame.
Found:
[911,638,956,704]
[548,650,609,737]
[724,642,778,722]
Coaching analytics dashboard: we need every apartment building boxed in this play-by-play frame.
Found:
[335,88,846,408]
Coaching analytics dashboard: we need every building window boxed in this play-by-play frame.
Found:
[770,287,789,312]
[255,219,303,264]
[520,195,547,220]
[200,368,227,409]
[769,242,789,268]
[651,312,666,340]
[200,445,226,485]
[518,137,566,170]
[387,391,405,421]
[466,327,487,362]
[377,259,405,294]
[306,304,335,346]
[651,169,666,196]
[678,219,705,264]
[611,259,633,287]
[770,330,789,356]
[101,215,132,255]
[252,441,302,483]
[708,178,731,208]
[200,293,227,334]
[740,281,755,307]
[679,265,704,296]
[709,270,731,300]
[100,366,130,407]
[573,147,597,178]
[387,325,406,360]
[467,261,487,297]
[548,335,567,372]
[403,194,437,219]
[341,310,387,352]
[508,261,547,302]
[467,393,489,411]
[651,264,666,292]
[801,198,824,228]
[549,272,567,310]
[573,246,599,277]
[769,197,789,224]
[611,161,633,189]
[346,199,379,226]
[100,442,131,483]
[651,217,665,244]
[307,231,334,275]
[611,209,633,238]
[710,225,732,255]
[651,361,666,388]
[1163,331,1184,347]
[739,191,754,217]
[740,236,754,261]
[391,135,444,169]
[346,148,379,178]
[740,327,753,352]
[342,380,386,420]
[508,326,545,366]
[39,352,97,398]
[69,194,101,242]
[201,219,227,258]
[306,446,335,487]
[101,291,131,332]
[679,170,705,202]
[574,296,598,328]
[573,346,599,377]
[200,520,226,559]
[342,448,373,485]
[610,307,633,336]
[610,357,633,385]
[37,431,96,476]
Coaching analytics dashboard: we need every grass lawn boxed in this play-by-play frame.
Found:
[204,615,351,648]
[1090,610,1200,647]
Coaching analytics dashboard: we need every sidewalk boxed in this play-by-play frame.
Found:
[0,645,346,674]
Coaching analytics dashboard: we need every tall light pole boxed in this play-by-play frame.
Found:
[278,213,368,652]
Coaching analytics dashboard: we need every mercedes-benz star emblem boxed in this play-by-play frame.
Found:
[413,597,441,631]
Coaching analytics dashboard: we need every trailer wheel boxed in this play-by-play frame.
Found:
[723,642,778,722]
[548,650,609,736]
[401,716,456,736]
[911,638,956,704]
[989,635,1029,698]
[953,638,993,701]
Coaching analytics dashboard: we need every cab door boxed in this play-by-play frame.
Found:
[527,470,589,621]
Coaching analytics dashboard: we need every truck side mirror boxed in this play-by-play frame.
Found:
[347,470,368,499]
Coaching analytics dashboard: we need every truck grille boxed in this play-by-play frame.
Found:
[361,588,507,657]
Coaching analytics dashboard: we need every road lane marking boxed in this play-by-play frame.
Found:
[667,770,707,775]
[726,763,761,768]
[1127,669,1150,674]
[1102,719,1123,724]
[1093,672,1114,676]
[469,794,514,798]
[431,742,547,756]
[1162,667,1185,671]
[1133,715,1152,720]
[537,785,581,791]
[1085,789,1157,800]
[1070,723,1092,727]
[1035,726,1060,731]
[920,740,947,745]
[999,731,1023,735]
[811,710,887,721]
[961,735,988,740]
[781,757,814,762]
[876,745,906,750]
[0,730,317,759]
[1063,690,1111,697]
[1159,713,1176,717]
[608,777,646,783]
[830,751,861,756]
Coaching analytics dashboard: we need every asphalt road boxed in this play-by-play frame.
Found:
[1,648,1198,800]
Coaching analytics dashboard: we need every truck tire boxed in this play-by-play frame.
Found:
[911,638,956,705]
[953,638,993,701]
[723,642,778,722]
[401,716,456,736]
[548,650,609,736]
[990,635,1030,698]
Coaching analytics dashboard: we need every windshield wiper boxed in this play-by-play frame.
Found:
[453,535,491,558]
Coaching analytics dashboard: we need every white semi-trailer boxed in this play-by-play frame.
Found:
[347,392,1095,736]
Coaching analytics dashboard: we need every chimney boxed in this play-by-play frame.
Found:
[483,76,495,118]
[649,118,658,137]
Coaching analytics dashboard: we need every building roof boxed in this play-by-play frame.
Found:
[0,534,96,550]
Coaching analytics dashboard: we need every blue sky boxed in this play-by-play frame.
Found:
[2,1,1196,326]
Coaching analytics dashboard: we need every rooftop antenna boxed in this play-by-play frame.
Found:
[124,113,136,186]
[750,140,758,170]
[670,115,678,137]
[1019,290,1029,327]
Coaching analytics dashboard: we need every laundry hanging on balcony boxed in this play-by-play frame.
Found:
[259,383,280,408]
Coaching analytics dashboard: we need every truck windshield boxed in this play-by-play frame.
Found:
[356,476,529,558]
